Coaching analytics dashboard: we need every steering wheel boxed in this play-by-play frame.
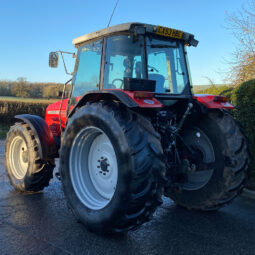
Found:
[112,78,124,89]
[148,65,159,73]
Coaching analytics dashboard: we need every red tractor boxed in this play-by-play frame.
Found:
[5,23,250,234]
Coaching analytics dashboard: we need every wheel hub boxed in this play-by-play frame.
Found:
[9,136,28,180]
[97,157,110,176]
[179,127,215,191]
[22,150,28,163]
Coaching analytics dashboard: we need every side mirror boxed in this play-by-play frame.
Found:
[49,52,59,68]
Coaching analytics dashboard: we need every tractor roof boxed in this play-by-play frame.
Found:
[72,22,198,47]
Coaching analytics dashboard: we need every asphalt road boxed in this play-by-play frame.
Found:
[0,140,255,255]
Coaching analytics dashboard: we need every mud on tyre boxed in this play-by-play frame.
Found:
[60,102,165,234]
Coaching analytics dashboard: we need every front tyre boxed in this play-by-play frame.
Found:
[168,110,250,211]
[60,102,165,234]
[5,123,55,192]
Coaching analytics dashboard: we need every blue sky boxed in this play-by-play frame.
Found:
[0,0,246,85]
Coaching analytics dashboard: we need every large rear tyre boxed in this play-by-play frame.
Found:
[5,123,55,192]
[167,110,250,211]
[60,102,165,234]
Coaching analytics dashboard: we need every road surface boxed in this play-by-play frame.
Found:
[0,140,255,255]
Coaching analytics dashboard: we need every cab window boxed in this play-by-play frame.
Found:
[103,35,146,89]
[146,38,188,94]
[72,40,102,97]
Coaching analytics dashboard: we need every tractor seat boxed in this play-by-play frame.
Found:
[148,73,165,93]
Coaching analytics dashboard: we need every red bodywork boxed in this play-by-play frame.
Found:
[193,94,234,109]
[113,89,163,108]
[45,90,163,136]
[45,99,68,137]
[45,91,234,138]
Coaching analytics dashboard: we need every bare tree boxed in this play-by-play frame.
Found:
[12,77,30,98]
[203,76,216,86]
[225,0,255,85]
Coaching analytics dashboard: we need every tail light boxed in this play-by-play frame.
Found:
[213,96,230,103]
[134,91,154,99]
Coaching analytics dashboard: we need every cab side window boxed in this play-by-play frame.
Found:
[72,40,102,97]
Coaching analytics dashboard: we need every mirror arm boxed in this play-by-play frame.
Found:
[59,78,72,133]
[58,51,73,75]
[58,51,76,57]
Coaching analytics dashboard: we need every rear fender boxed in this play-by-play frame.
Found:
[193,94,234,109]
[69,89,163,118]
[15,114,57,160]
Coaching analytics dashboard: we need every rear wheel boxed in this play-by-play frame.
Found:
[69,127,118,210]
[167,110,250,211]
[5,123,55,192]
[60,102,165,234]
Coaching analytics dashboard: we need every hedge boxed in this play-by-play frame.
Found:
[232,80,255,184]
[0,101,50,125]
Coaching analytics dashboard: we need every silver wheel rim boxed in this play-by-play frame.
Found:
[9,136,28,180]
[182,127,215,191]
[69,127,118,210]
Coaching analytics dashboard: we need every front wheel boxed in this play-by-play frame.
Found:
[60,102,165,234]
[5,123,55,192]
[167,110,250,211]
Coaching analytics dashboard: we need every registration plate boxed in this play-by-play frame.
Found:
[155,26,183,39]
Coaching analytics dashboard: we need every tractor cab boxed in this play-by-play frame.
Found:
[49,23,198,108]
[70,23,198,98]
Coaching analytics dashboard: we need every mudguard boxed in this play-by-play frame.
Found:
[68,89,163,118]
[15,114,56,160]
[193,94,234,109]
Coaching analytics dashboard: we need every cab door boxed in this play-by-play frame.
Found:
[67,39,103,115]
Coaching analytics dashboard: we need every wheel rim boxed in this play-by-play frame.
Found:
[69,127,118,210]
[9,136,29,180]
[181,127,215,191]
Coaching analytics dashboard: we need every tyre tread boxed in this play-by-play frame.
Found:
[63,102,165,234]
